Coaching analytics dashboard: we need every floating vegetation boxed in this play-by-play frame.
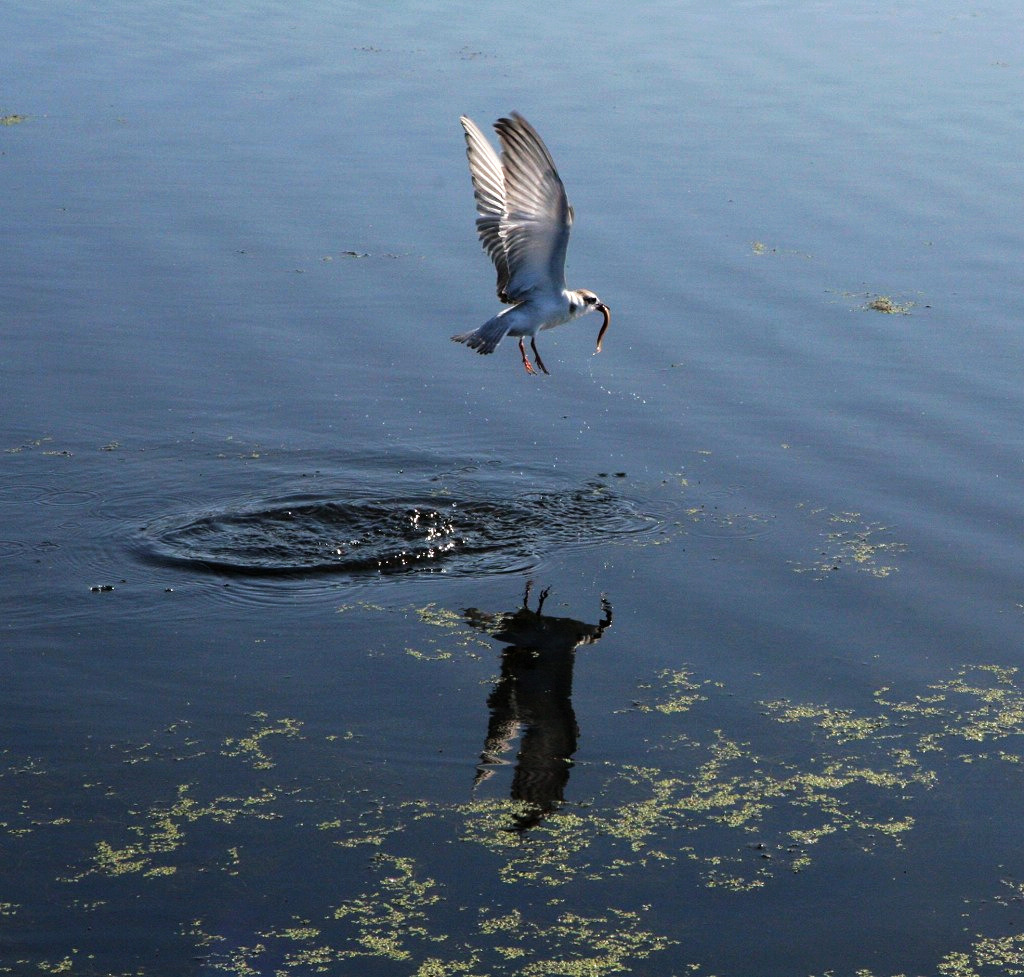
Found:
[827,929,1024,977]
[866,294,915,314]
[763,665,1024,772]
[5,435,54,453]
[791,507,907,578]
[763,701,892,745]
[405,602,493,660]
[750,240,812,258]
[875,665,1024,759]
[7,659,1024,974]
[0,113,27,125]
[193,867,674,975]
[63,781,282,883]
[222,711,303,769]
[630,668,710,714]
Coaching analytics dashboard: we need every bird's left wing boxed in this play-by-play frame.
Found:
[493,113,573,301]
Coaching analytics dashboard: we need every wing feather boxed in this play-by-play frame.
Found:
[460,112,573,303]
[460,115,512,300]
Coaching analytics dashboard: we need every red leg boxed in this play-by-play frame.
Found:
[518,337,536,375]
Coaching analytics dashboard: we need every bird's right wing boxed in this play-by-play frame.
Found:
[460,115,513,301]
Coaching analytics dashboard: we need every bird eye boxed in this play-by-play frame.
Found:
[585,295,596,305]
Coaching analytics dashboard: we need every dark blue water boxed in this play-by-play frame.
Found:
[3,1,1024,973]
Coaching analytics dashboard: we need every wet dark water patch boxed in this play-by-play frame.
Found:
[135,484,663,579]
[38,488,101,507]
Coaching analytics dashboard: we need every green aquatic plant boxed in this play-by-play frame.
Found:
[936,932,1024,976]
[332,853,445,961]
[763,701,892,744]
[222,712,303,769]
[791,507,907,578]
[631,668,709,714]
[10,659,1024,974]
[67,782,281,882]
[456,799,595,886]
[876,665,1024,758]
[186,848,671,975]
[867,295,914,314]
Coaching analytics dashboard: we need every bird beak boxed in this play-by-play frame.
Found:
[595,304,611,353]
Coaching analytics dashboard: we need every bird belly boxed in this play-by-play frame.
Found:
[501,295,572,337]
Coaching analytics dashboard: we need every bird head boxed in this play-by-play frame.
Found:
[576,289,611,353]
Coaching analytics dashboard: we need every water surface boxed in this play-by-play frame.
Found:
[3,1,1024,974]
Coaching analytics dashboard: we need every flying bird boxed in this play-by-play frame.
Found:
[451,112,610,375]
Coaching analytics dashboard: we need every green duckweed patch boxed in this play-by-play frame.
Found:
[630,668,710,714]
[791,507,907,578]
[6,661,1024,974]
[222,712,303,769]
[827,289,918,316]
[866,295,915,315]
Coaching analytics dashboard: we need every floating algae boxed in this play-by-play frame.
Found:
[7,660,1024,973]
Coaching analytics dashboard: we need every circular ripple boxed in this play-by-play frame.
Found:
[135,485,661,579]
[38,489,101,507]
[0,480,49,504]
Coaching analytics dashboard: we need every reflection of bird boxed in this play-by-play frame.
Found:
[452,113,611,375]
[463,581,612,832]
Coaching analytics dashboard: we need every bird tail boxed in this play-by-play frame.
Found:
[451,314,510,355]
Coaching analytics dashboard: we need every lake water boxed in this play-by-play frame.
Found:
[3,1,1024,974]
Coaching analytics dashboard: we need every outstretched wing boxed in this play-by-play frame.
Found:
[460,115,513,300]
[460,112,573,303]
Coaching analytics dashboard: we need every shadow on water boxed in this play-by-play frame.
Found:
[463,581,613,832]
[133,482,660,580]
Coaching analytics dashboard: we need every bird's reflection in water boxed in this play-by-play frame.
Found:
[461,581,612,833]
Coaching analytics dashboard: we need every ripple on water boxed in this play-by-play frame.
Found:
[38,489,101,507]
[0,478,50,505]
[677,506,776,541]
[135,484,662,581]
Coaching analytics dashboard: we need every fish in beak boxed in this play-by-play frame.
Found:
[595,303,611,353]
